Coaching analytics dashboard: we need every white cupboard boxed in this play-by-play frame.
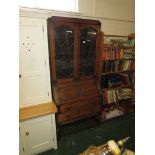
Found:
[19,17,51,108]
[19,114,57,155]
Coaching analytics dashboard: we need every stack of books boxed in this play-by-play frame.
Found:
[103,88,133,104]
[101,74,122,88]
[104,89,120,104]
[102,61,120,72]
[120,73,132,86]
[123,49,135,59]
[120,60,135,71]
[103,48,124,60]
[118,88,133,100]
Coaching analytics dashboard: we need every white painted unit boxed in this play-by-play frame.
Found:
[19,114,57,155]
[19,131,26,155]
[19,17,51,107]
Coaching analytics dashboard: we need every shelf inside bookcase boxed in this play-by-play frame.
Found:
[103,97,134,105]
[104,45,135,49]
[102,58,135,61]
[101,70,135,75]
[102,84,134,91]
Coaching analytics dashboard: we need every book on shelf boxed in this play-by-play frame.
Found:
[120,60,135,71]
[123,49,135,59]
[101,74,122,88]
[120,73,134,86]
[118,88,133,100]
[103,48,135,60]
[103,88,133,104]
[102,60,134,74]
[103,48,124,60]
[104,89,119,104]
[102,61,120,73]
[101,72,135,89]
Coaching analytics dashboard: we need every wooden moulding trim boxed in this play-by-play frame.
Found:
[49,16,101,25]
[19,102,57,122]
[104,34,128,38]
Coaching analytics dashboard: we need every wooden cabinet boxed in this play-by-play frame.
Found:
[19,114,57,155]
[47,16,102,125]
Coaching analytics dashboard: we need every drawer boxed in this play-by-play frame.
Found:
[53,79,101,105]
[60,97,100,113]
[81,83,100,97]
[58,97,101,123]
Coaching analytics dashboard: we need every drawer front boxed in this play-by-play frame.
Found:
[58,97,101,123]
[53,79,101,105]
[81,83,99,97]
[57,86,78,100]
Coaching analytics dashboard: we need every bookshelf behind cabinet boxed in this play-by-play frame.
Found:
[101,34,135,121]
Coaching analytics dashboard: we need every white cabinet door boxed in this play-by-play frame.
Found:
[19,131,26,155]
[19,17,51,107]
[20,115,57,155]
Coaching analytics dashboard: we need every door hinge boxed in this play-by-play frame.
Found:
[23,147,25,152]
[42,25,44,32]
[53,138,54,142]
[48,92,49,96]
[45,61,46,66]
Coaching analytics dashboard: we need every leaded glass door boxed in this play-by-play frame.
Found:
[79,27,97,77]
[54,26,74,80]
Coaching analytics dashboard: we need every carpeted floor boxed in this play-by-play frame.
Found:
[38,112,135,155]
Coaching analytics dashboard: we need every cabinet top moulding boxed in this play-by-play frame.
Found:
[48,16,101,25]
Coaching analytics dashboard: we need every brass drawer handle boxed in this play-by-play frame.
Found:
[19,74,22,78]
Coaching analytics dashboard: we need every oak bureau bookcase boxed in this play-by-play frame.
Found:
[47,16,102,127]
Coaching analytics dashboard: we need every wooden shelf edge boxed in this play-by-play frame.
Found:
[101,70,135,75]
[19,102,57,122]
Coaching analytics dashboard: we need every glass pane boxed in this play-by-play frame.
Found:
[80,27,97,76]
[55,27,74,79]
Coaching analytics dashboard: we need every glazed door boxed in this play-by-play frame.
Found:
[79,25,99,78]
[48,22,77,82]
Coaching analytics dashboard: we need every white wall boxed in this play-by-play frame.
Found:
[20,0,135,35]
[78,0,135,35]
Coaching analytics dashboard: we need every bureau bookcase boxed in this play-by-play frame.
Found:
[48,16,102,126]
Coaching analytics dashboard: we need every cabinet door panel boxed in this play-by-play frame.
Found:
[54,26,74,79]
[21,115,54,155]
[79,27,97,77]
[19,131,26,155]
[19,17,50,107]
